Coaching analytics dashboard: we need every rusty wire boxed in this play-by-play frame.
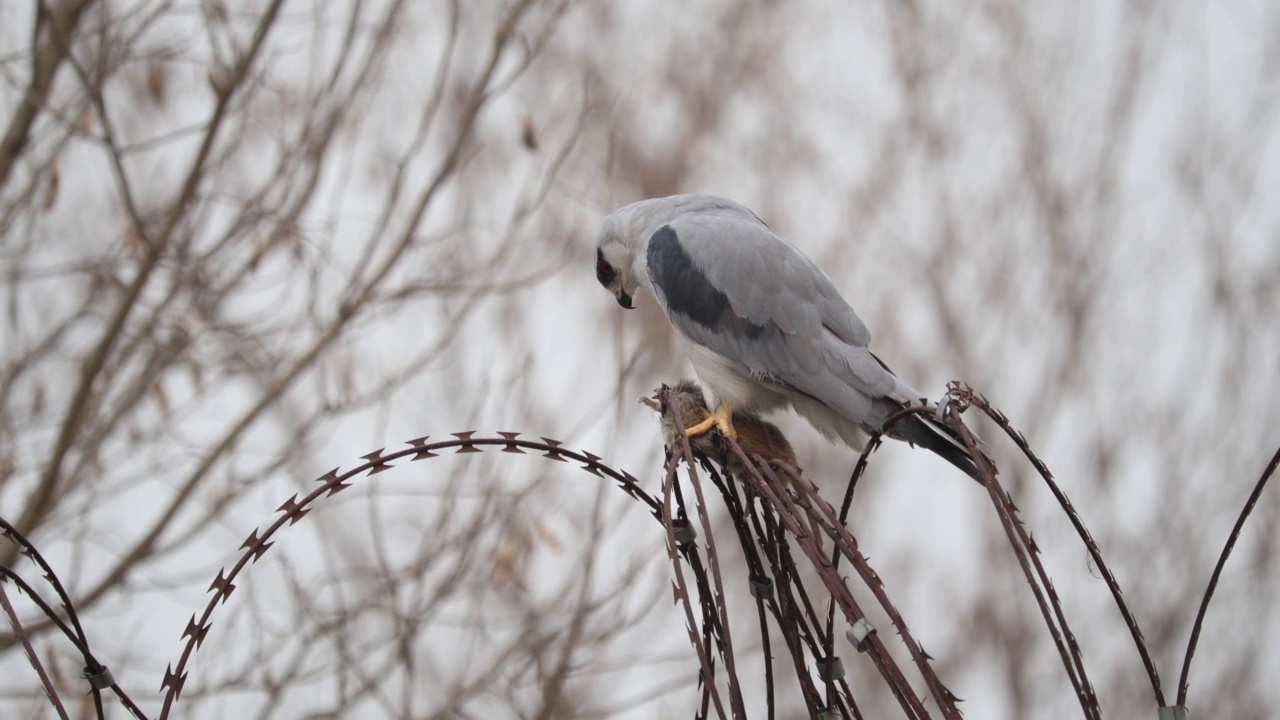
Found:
[720,414,953,718]
[0,518,146,719]
[939,394,1100,719]
[945,381,1165,708]
[1,390,1277,717]
[1176,441,1280,706]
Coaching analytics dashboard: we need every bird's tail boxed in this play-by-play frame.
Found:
[892,414,994,483]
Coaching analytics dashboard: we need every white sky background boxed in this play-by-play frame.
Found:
[2,0,1279,718]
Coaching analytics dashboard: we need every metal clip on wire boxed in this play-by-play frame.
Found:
[749,576,774,601]
[816,656,845,682]
[82,665,115,690]
[846,618,876,652]
[673,519,697,548]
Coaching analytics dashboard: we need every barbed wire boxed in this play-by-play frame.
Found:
[0,387,1276,717]
[945,382,1162,707]
[0,518,146,719]
[1177,440,1280,706]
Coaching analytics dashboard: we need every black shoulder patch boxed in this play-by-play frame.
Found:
[647,225,769,340]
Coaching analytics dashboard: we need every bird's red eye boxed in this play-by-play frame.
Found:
[596,251,617,285]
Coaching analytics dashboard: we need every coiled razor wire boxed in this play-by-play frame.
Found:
[2,384,1276,718]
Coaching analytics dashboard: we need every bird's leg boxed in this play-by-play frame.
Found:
[684,405,738,442]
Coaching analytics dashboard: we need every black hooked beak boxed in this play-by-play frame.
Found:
[616,291,634,309]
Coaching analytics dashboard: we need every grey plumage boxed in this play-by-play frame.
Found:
[597,194,985,480]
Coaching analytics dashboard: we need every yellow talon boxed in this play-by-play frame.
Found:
[684,405,738,442]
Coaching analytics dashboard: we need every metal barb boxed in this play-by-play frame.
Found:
[360,449,393,474]
[239,530,273,562]
[407,436,438,459]
[452,431,483,453]
[182,616,210,649]
[160,665,186,698]
[497,431,526,453]
[208,570,236,603]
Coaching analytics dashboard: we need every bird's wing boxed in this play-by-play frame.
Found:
[645,211,916,427]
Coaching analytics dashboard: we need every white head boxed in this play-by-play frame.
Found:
[594,194,747,309]
[594,198,662,309]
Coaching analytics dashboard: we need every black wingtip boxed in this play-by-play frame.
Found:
[894,415,995,483]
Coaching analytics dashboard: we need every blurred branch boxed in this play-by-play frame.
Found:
[6,0,289,556]
[0,0,97,189]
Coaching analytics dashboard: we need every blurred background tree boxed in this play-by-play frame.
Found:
[1,0,1277,717]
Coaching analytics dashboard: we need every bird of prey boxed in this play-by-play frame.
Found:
[595,194,984,480]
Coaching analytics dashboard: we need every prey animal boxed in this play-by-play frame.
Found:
[642,380,826,545]
[642,380,801,481]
